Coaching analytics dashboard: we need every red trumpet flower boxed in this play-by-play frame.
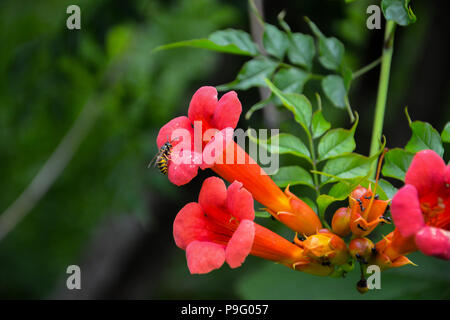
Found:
[173,177,332,275]
[391,150,450,260]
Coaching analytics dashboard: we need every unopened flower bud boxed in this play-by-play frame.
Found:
[349,237,375,263]
[331,207,351,237]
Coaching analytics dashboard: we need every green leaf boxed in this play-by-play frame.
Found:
[208,29,259,55]
[311,110,331,139]
[273,67,310,94]
[218,57,278,90]
[317,117,358,161]
[317,180,358,218]
[305,18,345,71]
[272,166,315,189]
[249,132,311,162]
[318,37,345,71]
[381,148,414,181]
[265,79,312,130]
[322,75,348,109]
[405,121,444,157]
[286,33,315,70]
[342,66,353,90]
[377,179,398,200]
[381,0,416,26]
[441,122,450,143]
[321,153,375,185]
[154,29,259,56]
[316,194,336,219]
[263,24,289,60]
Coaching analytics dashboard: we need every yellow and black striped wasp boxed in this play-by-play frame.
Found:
[148,137,178,175]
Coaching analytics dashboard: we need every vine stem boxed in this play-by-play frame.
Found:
[352,57,382,79]
[306,131,331,229]
[369,20,396,177]
[307,134,320,200]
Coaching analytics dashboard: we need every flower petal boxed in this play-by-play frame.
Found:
[167,150,201,186]
[186,241,226,274]
[415,226,450,260]
[391,185,425,237]
[188,86,218,125]
[198,176,228,221]
[157,116,193,149]
[173,202,209,250]
[225,219,255,268]
[445,165,450,186]
[227,181,255,221]
[405,149,446,198]
[212,91,242,130]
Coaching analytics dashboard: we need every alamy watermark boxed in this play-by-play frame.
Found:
[66,265,81,290]
[66,5,81,30]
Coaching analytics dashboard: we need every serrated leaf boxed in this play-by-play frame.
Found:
[405,121,444,157]
[208,29,259,55]
[263,24,289,60]
[311,110,331,139]
[317,180,358,217]
[381,148,414,181]
[286,33,315,70]
[218,57,278,91]
[321,153,375,185]
[249,132,311,162]
[272,166,315,189]
[318,37,345,71]
[441,122,450,143]
[318,117,357,161]
[322,75,348,109]
[381,0,416,26]
[305,18,345,71]
[154,29,259,56]
[377,179,398,200]
[273,67,310,94]
[265,79,312,130]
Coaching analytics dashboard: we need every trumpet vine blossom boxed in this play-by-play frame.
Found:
[390,149,450,260]
[158,86,322,235]
[173,177,332,275]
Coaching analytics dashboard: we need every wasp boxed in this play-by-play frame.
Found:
[148,140,175,175]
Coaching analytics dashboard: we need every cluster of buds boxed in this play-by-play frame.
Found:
[330,171,415,293]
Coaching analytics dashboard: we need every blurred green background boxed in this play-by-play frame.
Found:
[0,0,449,299]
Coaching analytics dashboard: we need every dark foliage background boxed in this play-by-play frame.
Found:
[0,0,448,299]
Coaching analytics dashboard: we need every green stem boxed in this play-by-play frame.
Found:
[307,132,331,229]
[369,20,396,177]
[308,134,320,200]
[352,57,382,79]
